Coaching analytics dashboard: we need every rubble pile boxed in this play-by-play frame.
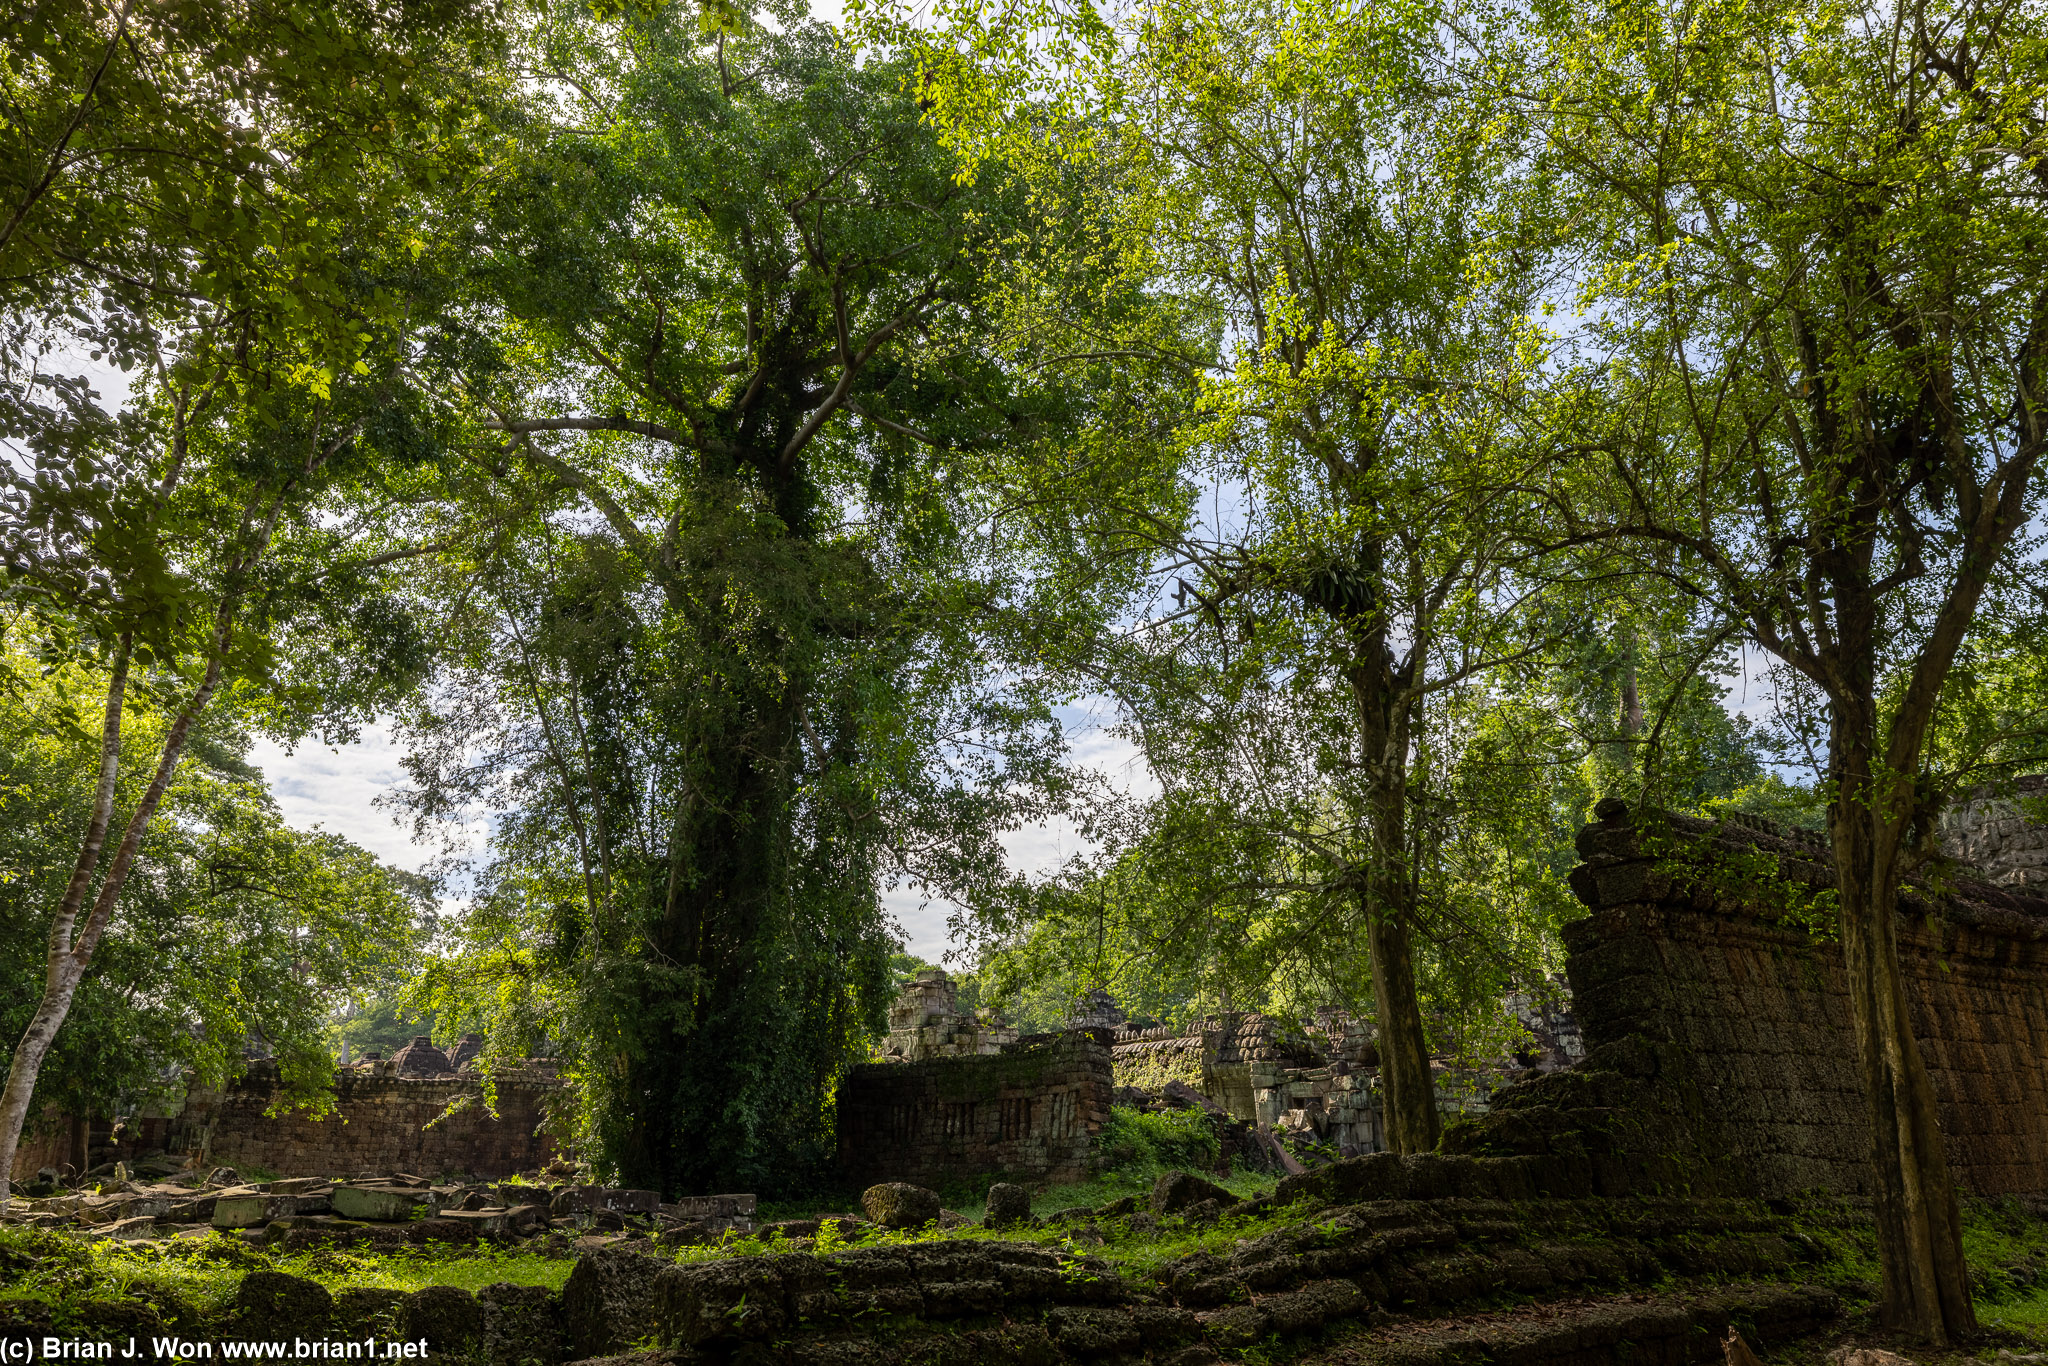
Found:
[0,1165,760,1252]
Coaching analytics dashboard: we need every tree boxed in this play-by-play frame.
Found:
[396,0,1179,1194]
[0,0,499,1200]
[0,634,428,1133]
[874,0,1556,1151]
[1516,0,2048,1335]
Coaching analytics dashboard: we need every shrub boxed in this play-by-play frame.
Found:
[1098,1106,1220,1176]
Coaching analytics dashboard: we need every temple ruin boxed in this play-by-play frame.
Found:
[19,783,2048,1197]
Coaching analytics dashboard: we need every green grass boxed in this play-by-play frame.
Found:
[26,1168,2048,1348]
[273,1245,572,1296]
[0,1224,570,1330]
[714,1185,1320,1287]
[1791,1195,2048,1346]
[759,1104,1280,1224]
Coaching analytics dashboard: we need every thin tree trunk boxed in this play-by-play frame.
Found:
[0,635,130,1204]
[0,626,225,1204]
[1366,898,1439,1153]
[1830,778,1976,1343]
[1354,653,1439,1155]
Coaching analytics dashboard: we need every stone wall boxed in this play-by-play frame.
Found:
[165,1061,565,1179]
[1534,800,2048,1199]
[878,969,1017,1062]
[8,1110,87,1181]
[838,1033,1113,1187]
[1109,1015,1325,1125]
[1944,775,2048,892]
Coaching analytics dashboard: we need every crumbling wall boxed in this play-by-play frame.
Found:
[166,1061,565,1179]
[1454,800,2048,1200]
[1944,776,2048,892]
[8,1110,87,1181]
[838,1033,1113,1187]
[880,969,1017,1061]
[1108,1014,1324,1126]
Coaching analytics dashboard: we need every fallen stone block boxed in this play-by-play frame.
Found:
[233,1271,333,1338]
[402,1285,483,1353]
[561,1244,667,1355]
[210,1194,273,1229]
[506,1203,551,1234]
[659,1257,786,1347]
[480,1281,564,1366]
[165,1196,217,1223]
[332,1184,432,1222]
[408,1217,481,1246]
[550,1185,662,1217]
[985,1182,1031,1229]
[662,1193,756,1220]
[1152,1170,1235,1216]
[861,1181,941,1229]
[105,1215,163,1241]
[436,1207,514,1237]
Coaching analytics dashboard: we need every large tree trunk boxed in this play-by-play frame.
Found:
[1366,899,1439,1153]
[1829,765,1977,1343]
[614,629,804,1197]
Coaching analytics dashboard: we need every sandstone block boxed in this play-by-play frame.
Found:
[402,1285,483,1352]
[436,1208,513,1236]
[560,1244,666,1355]
[656,1256,789,1346]
[211,1195,271,1229]
[861,1181,941,1229]
[550,1185,661,1217]
[480,1281,564,1365]
[105,1215,162,1241]
[332,1185,430,1221]
[233,1271,332,1337]
[985,1182,1031,1228]
[1150,1170,1234,1215]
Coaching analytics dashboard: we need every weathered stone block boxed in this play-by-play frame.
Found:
[232,1271,332,1338]
[862,1182,941,1229]
[403,1285,483,1353]
[210,1195,271,1229]
[561,1244,666,1355]
[480,1282,563,1365]
[985,1181,1031,1228]
[1150,1170,1233,1215]
[332,1185,430,1222]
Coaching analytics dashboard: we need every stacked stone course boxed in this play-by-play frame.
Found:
[838,1033,1113,1186]
[1469,799,2048,1199]
[168,1060,565,1179]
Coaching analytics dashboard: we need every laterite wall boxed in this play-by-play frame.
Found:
[838,1032,1114,1186]
[166,1062,565,1179]
[1566,803,2048,1198]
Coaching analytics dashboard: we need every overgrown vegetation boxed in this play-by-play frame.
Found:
[7,0,2048,1340]
[0,1225,566,1329]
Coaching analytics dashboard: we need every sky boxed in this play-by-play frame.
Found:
[244,704,1156,965]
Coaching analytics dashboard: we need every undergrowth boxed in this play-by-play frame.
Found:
[24,1180,2048,1347]
[0,1224,568,1328]
[760,1105,1278,1224]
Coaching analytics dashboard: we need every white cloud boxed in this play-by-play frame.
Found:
[245,722,438,874]
[246,707,1152,965]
